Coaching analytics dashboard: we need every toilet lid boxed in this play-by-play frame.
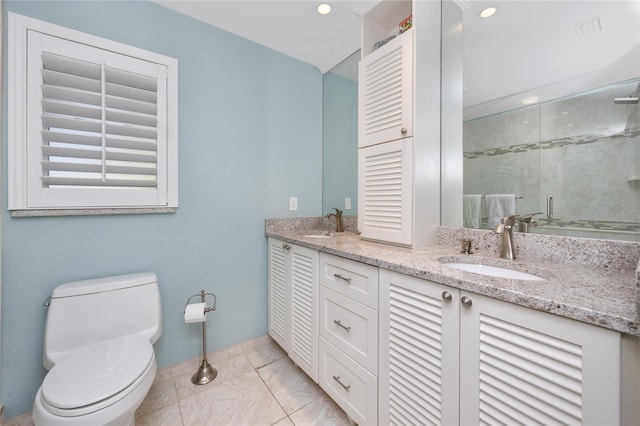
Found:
[42,334,153,410]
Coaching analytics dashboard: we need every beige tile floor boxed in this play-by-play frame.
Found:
[3,336,352,426]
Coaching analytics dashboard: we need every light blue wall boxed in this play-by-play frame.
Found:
[1,1,322,418]
[322,72,358,215]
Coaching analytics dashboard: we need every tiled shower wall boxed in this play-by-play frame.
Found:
[463,78,640,241]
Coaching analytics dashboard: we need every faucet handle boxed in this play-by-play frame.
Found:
[516,212,543,223]
[502,215,517,227]
[332,207,343,216]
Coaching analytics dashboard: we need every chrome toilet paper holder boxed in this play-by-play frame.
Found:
[184,289,217,385]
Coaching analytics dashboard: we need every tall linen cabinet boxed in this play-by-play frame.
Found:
[357,0,442,248]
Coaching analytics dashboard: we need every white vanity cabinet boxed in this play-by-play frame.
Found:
[459,291,621,425]
[318,253,379,425]
[379,269,623,425]
[267,238,319,382]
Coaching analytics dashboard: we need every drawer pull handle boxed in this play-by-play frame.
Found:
[334,273,352,283]
[333,319,351,332]
[282,243,291,250]
[333,375,351,392]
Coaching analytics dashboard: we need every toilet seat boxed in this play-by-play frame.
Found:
[40,334,153,417]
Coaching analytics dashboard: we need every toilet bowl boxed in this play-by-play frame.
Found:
[33,273,162,426]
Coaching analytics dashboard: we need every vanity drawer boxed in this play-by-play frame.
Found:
[319,252,378,309]
[319,286,378,374]
[319,337,377,426]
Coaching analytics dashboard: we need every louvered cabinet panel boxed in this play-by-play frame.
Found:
[267,239,289,350]
[379,270,460,426]
[358,138,413,246]
[268,239,319,382]
[459,291,621,426]
[358,29,413,148]
[290,245,319,382]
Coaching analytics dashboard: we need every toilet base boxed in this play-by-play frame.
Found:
[191,359,217,385]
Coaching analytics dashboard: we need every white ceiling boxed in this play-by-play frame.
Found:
[152,0,370,73]
[461,1,640,118]
[153,0,639,117]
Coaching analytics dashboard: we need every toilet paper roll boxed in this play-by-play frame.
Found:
[184,302,207,323]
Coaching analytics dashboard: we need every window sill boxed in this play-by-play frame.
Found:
[10,207,177,218]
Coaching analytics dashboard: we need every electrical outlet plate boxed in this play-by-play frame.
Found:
[345,197,351,210]
[289,196,298,211]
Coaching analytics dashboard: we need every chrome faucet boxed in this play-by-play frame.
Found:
[326,208,344,233]
[494,215,516,260]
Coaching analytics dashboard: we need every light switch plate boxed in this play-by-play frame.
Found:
[289,196,298,211]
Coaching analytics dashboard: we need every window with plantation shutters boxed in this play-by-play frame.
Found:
[9,13,178,213]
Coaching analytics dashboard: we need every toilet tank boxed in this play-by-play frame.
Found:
[43,272,162,370]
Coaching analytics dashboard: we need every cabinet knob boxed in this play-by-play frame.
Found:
[282,243,291,250]
[401,127,408,135]
[461,296,473,308]
[442,291,452,302]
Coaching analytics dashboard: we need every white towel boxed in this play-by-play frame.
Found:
[485,194,516,229]
[463,194,482,228]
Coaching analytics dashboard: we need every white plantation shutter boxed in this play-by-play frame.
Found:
[9,13,178,212]
[40,52,159,188]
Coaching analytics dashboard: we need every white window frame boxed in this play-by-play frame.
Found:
[8,13,178,215]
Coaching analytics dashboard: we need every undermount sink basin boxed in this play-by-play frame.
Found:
[302,234,333,239]
[301,231,335,239]
[442,262,546,281]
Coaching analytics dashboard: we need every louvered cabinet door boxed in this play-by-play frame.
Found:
[289,244,319,382]
[358,138,413,245]
[358,30,413,148]
[268,238,290,351]
[459,291,621,426]
[379,270,460,425]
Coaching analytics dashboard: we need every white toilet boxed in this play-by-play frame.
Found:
[32,272,162,426]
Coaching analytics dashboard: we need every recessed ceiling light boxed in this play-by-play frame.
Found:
[479,6,498,19]
[317,2,331,15]
[521,96,539,105]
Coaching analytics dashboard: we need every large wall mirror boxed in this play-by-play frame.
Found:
[456,0,639,241]
[322,50,359,216]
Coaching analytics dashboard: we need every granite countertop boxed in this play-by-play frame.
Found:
[266,223,640,336]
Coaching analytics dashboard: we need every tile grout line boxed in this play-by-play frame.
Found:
[173,374,186,426]
[254,364,292,426]
[253,355,329,426]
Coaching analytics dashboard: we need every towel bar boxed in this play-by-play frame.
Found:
[480,195,523,199]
